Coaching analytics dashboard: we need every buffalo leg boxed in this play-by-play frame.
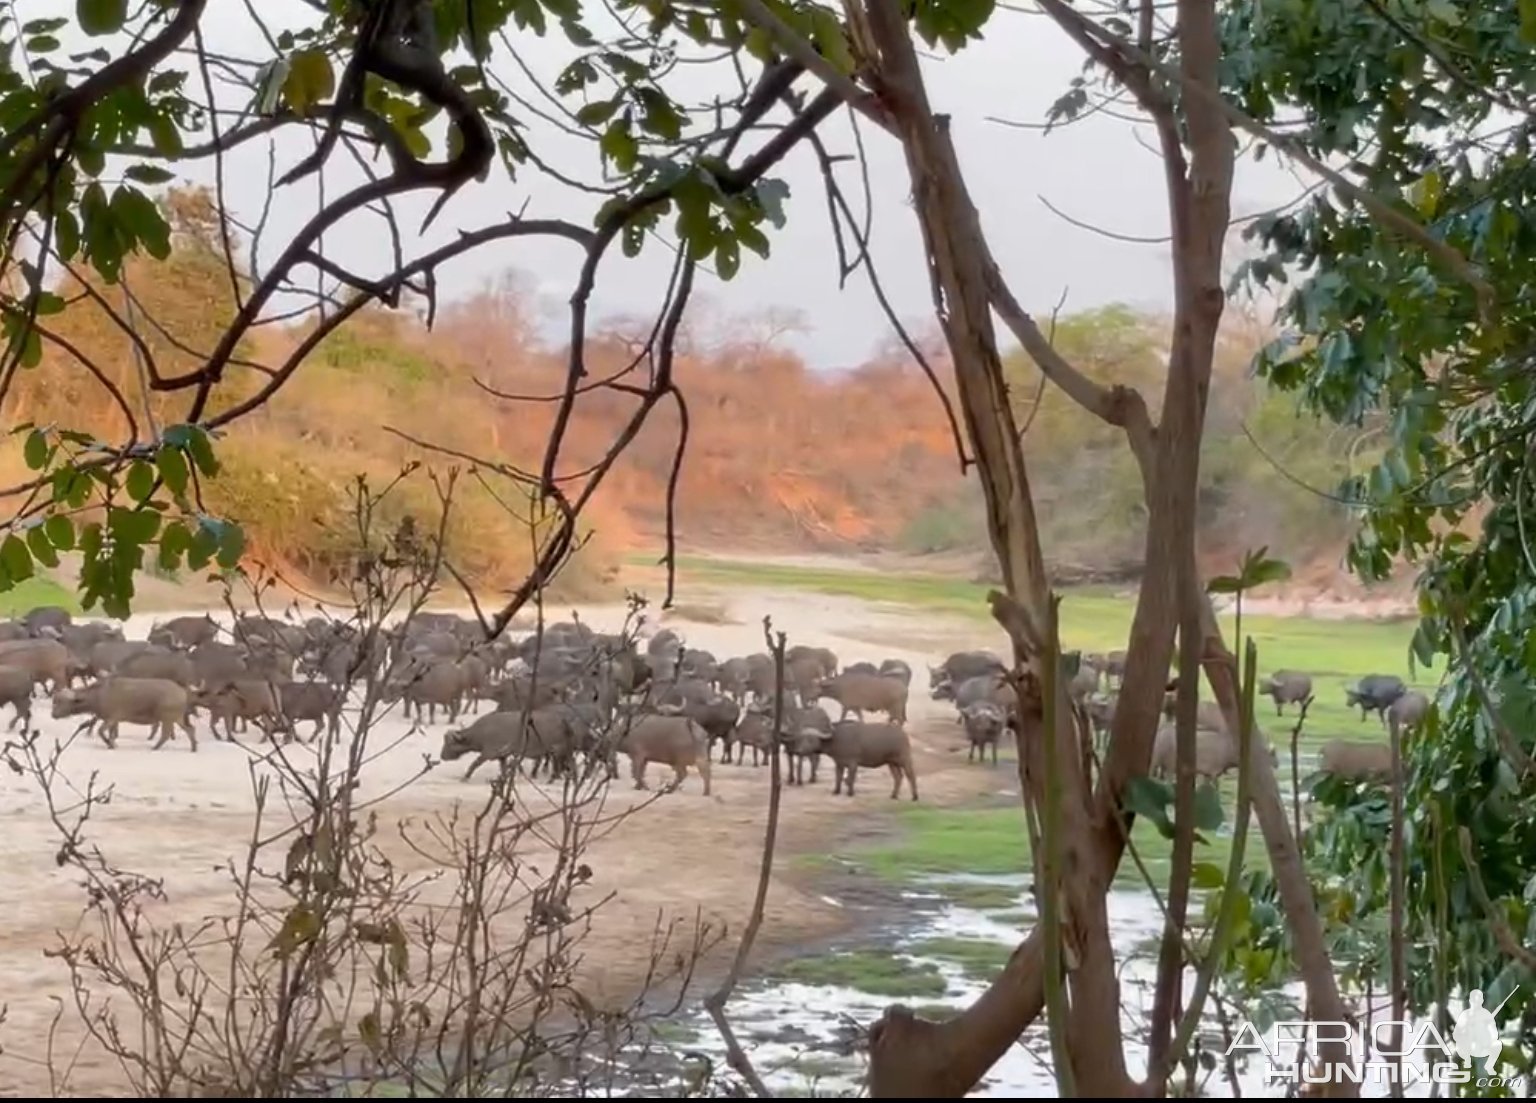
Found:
[888,764,902,799]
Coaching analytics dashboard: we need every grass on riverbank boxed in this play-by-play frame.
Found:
[0,575,81,617]
[860,801,1265,897]
[666,555,1426,753]
[774,950,948,998]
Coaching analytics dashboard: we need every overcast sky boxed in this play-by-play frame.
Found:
[22,0,1309,369]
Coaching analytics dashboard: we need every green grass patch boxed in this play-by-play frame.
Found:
[669,556,1425,760]
[861,804,1030,880]
[0,574,81,617]
[988,909,1036,927]
[858,790,1269,901]
[776,1054,854,1082]
[774,950,948,999]
[927,881,1022,910]
[910,936,1013,981]
[646,1018,700,1045]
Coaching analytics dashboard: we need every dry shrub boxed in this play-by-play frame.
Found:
[661,602,735,626]
[2,478,721,1098]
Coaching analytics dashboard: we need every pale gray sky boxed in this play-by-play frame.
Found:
[20,0,1307,368]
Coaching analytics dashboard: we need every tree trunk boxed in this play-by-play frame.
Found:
[855,0,1137,1094]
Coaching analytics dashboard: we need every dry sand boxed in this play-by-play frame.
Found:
[0,584,1012,1095]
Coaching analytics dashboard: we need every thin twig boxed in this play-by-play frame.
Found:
[703,618,787,1098]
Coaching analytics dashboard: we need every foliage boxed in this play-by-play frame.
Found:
[1004,306,1361,572]
[1227,0,1536,1084]
[0,0,842,619]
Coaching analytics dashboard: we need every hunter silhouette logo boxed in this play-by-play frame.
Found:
[1453,988,1512,1064]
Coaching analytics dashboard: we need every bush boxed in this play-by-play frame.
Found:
[899,499,984,554]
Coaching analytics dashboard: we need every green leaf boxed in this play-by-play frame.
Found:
[622,221,646,258]
[1124,775,1174,836]
[743,26,776,63]
[146,113,183,156]
[809,9,856,75]
[555,58,598,94]
[158,519,191,571]
[80,181,123,281]
[54,209,79,260]
[575,97,620,127]
[1522,0,1536,44]
[77,0,128,36]
[44,514,74,551]
[268,903,321,958]
[1193,781,1225,832]
[637,87,683,141]
[737,222,770,259]
[282,48,335,115]
[156,445,189,498]
[108,505,160,544]
[674,173,717,261]
[715,233,740,280]
[166,424,220,476]
[1207,574,1243,594]
[398,124,430,159]
[111,186,171,260]
[27,525,58,569]
[1191,861,1226,890]
[124,163,175,185]
[16,326,41,369]
[23,430,48,471]
[27,35,61,53]
[76,141,106,179]
[187,523,218,571]
[599,117,638,174]
[52,467,90,508]
[148,70,185,95]
[1241,552,1292,589]
[1410,170,1443,218]
[215,521,246,570]
[34,291,65,316]
[124,460,155,503]
[0,536,33,583]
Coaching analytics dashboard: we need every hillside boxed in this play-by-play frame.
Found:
[1,189,1382,600]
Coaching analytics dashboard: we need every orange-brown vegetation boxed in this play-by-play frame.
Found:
[2,189,1377,596]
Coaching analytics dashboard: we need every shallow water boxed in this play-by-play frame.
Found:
[674,876,1519,1098]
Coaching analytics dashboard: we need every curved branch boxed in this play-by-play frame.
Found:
[0,312,141,443]
[203,217,592,431]
[1,0,210,228]
[1038,192,1171,244]
[808,116,971,470]
[538,85,842,494]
